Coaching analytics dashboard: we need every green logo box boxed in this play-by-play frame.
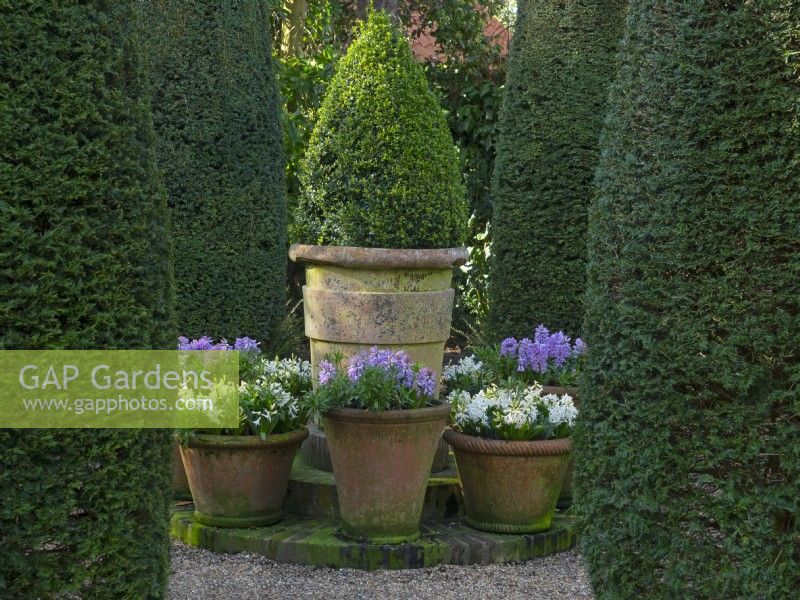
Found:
[0,351,239,428]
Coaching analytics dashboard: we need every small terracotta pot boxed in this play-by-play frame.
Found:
[322,402,450,543]
[180,428,308,528]
[443,428,571,533]
[542,385,579,505]
[172,438,191,500]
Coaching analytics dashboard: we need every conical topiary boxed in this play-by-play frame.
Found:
[576,2,800,597]
[140,0,287,343]
[295,10,468,249]
[487,0,626,339]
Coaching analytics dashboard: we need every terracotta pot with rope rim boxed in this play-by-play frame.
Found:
[443,428,571,533]
[541,385,579,506]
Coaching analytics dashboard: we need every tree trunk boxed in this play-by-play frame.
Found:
[281,0,308,57]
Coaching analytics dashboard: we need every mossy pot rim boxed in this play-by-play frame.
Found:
[443,428,571,456]
[323,402,450,425]
[289,244,468,270]
[184,428,309,450]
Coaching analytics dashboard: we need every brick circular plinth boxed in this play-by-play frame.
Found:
[170,508,576,570]
[171,452,576,569]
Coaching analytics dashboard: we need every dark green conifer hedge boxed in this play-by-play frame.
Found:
[576,2,800,597]
[0,2,174,597]
[295,10,468,249]
[141,0,287,342]
[487,0,626,338]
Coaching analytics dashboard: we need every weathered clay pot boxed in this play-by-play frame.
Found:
[302,420,451,474]
[289,244,468,387]
[172,438,191,500]
[322,402,450,543]
[180,428,308,528]
[542,385,579,506]
[443,428,571,533]
[289,244,467,473]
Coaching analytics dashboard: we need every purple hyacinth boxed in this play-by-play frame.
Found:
[517,337,549,373]
[547,331,572,367]
[347,353,366,382]
[178,335,227,350]
[341,347,431,394]
[233,337,261,353]
[413,367,436,398]
[178,335,261,351]
[533,324,550,345]
[500,337,519,357]
[319,360,337,384]
[573,338,587,356]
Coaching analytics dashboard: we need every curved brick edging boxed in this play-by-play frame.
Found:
[170,508,576,570]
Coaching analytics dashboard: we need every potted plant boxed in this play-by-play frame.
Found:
[290,10,468,387]
[443,325,586,505]
[443,382,577,533]
[179,356,312,528]
[290,11,468,471]
[173,336,265,499]
[307,347,449,543]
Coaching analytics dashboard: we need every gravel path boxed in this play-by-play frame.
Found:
[169,541,594,600]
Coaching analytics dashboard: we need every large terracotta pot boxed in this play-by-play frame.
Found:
[180,428,308,528]
[289,244,468,387]
[322,402,450,543]
[542,385,579,506]
[443,428,571,533]
[172,438,191,500]
[289,244,467,472]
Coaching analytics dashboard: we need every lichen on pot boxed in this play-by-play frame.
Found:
[445,382,578,533]
[181,429,308,528]
[307,348,450,543]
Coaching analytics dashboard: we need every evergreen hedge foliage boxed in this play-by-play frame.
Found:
[487,0,626,339]
[576,2,800,598]
[0,2,174,597]
[295,11,468,249]
[140,0,287,342]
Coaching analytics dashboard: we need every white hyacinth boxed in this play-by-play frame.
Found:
[443,355,484,382]
[238,356,312,438]
[448,382,577,441]
[542,393,577,427]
